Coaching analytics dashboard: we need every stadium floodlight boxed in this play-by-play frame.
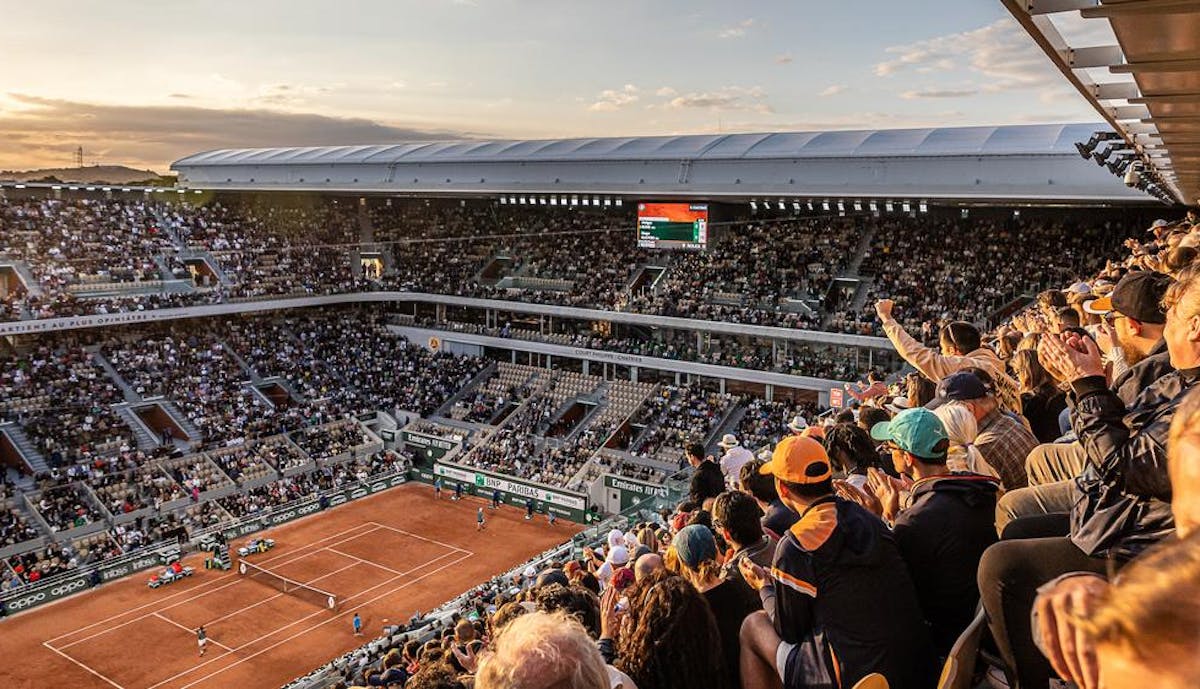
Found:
[822,200,830,211]
[777,200,785,210]
[603,198,612,206]
[885,201,893,212]
[869,200,878,212]
[792,201,801,211]
[750,200,758,210]
[902,201,911,213]
[1075,131,1121,159]
[550,196,558,205]
[806,201,814,211]
[614,198,623,207]
[593,197,600,206]
[519,196,527,204]
[853,201,862,212]
[571,195,579,206]
[539,197,547,205]
[194,189,202,194]
[836,201,845,212]
[919,201,928,213]
[499,196,508,204]
[15,184,26,189]
[582,197,590,206]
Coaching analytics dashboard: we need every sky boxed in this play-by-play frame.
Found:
[0,0,1121,172]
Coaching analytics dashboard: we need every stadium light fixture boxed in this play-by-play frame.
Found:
[539,197,547,205]
[750,200,758,210]
[869,200,878,212]
[550,196,558,205]
[919,201,928,213]
[571,195,579,206]
[821,200,830,212]
[582,197,590,206]
[592,196,600,206]
[806,201,814,211]
[519,196,527,204]
[1075,131,1121,159]
[499,196,508,204]
[902,201,911,213]
[792,201,801,211]
[603,198,612,207]
[885,201,893,212]
[853,201,863,212]
[836,201,845,212]
[193,190,202,194]
[614,198,622,207]
[777,201,786,210]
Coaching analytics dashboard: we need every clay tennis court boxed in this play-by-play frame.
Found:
[0,484,580,689]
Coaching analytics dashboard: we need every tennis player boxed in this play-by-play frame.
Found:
[477,507,486,531]
[197,626,207,657]
[433,477,443,499]
[353,612,363,636]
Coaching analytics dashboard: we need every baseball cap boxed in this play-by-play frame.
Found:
[787,415,809,433]
[1148,218,1171,232]
[1082,270,1170,324]
[926,371,992,409]
[870,408,950,461]
[717,434,740,449]
[672,525,717,570]
[608,545,630,566]
[1061,281,1091,295]
[757,435,832,485]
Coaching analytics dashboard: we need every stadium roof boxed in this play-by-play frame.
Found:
[1004,0,1199,207]
[172,123,1159,204]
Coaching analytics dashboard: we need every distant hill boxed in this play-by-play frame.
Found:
[0,165,175,185]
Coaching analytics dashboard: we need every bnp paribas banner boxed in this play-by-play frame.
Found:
[432,462,596,523]
[602,474,671,511]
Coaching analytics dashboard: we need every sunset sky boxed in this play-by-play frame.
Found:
[0,0,1120,172]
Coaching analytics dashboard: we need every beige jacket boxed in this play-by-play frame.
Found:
[881,318,1022,414]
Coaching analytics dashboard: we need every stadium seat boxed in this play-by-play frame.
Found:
[938,607,988,689]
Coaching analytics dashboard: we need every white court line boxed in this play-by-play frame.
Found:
[324,548,406,576]
[173,550,476,689]
[46,521,381,645]
[53,525,384,650]
[152,613,233,652]
[42,641,126,689]
[146,548,475,689]
[368,521,471,553]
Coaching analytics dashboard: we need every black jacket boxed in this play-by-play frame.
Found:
[893,473,1000,655]
[689,460,726,503]
[1067,365,1191,559]
[761,498,936,689]
[1113,339,1172,407]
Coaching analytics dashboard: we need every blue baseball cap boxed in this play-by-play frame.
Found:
[672,525,717,570]
[870,408,949,461]
[926,371,992,410]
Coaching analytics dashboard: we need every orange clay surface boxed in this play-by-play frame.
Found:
[0,484,579,689]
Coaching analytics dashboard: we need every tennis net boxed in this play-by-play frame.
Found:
[238,560,339,610]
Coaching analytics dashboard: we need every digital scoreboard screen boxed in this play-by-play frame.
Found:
[637,202,709,250]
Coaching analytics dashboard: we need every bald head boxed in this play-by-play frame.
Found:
[633,552,663,582]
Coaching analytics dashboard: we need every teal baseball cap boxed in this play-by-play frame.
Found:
[870,408,949,461]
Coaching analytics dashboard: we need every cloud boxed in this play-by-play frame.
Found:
[900,88,979,99]
[718,18,756,39]
[663,86,771,113]
[0,94,475,172]
[818,85,847,97]
[873,18,1070,97]
[655,86,678,97]
[775,53,794,65]
[588,84,640,112]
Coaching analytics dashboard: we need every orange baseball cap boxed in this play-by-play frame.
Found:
[758,435,832,484]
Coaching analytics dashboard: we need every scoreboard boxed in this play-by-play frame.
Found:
[637,202,709,250]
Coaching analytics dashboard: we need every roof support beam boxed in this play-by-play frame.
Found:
[1090,82,1140,100]
[1066,45,1124,69]
[1024,0,1096,14]
[1112,58,1200,75]
[1082,0,1200,18]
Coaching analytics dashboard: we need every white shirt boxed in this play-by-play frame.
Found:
[719,446,755,487]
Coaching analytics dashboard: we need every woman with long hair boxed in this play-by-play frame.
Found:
[603,569,728,689]
[933,403,999,479]
[670,525,760,689]
[1010,349,1067,442]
